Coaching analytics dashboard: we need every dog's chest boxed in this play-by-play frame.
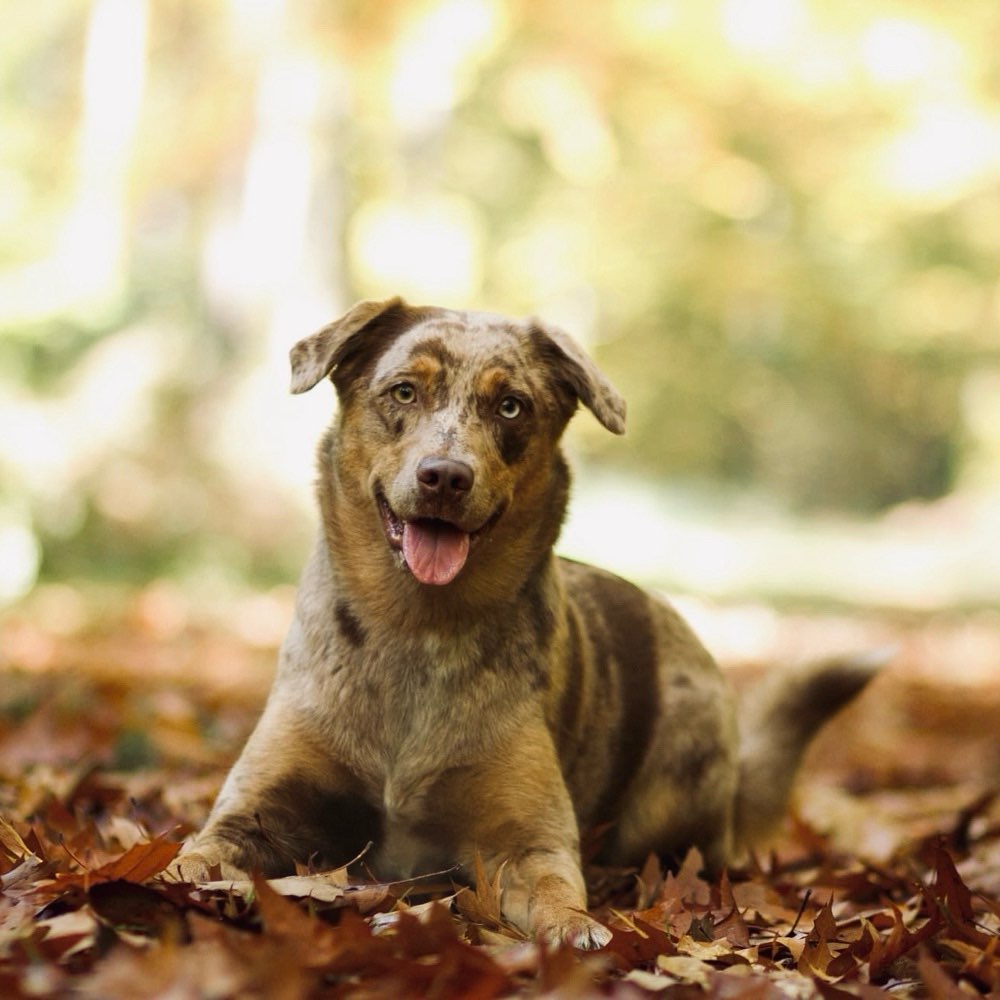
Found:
[313,630,527,813]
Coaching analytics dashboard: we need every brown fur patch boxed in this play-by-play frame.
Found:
[579,572,660,825]
[335,600,366,648]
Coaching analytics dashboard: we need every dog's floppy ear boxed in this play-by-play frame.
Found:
[531,320,626,434]
[289,297,405,394]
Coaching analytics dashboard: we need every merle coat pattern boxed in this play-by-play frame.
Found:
[172,298,880,947]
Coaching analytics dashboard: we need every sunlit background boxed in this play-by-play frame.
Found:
[2,0,999,660]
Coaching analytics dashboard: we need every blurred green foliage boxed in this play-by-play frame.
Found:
[1,0,998,599]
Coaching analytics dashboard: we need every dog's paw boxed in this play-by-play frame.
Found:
[534,909,613,950]
[163,848,246,884]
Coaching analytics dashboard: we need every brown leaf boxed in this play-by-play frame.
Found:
[798,898,839,977]
[923,839,993,949]
[252,873,323,942]
[714,905,750,949]
[730,879,800,926]
[636,851,663,909]
[33,835,182,899]
[632,895,692,940]
[34,907,99,962]
[658,848,710,909]
[95,835,182,883]
[713,871,750,948]
[867,899,943,983]
[455,853,525,941]
[0,816,41,868]
[603,915,678,969]
[816,981,873,1000]
[88,880,185,940]
[917,950,967,1000]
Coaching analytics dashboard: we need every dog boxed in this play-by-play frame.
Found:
[171,297,882,948]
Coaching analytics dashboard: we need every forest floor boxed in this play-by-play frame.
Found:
[1,586,998,998]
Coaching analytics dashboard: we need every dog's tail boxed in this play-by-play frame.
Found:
[733,648,892,848]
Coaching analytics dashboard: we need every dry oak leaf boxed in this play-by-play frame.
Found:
[35,834,182,897]
[0,816,41,867]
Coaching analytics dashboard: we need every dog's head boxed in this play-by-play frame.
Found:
[290,298,625,589]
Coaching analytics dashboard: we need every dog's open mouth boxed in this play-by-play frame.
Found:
[377,494,498,587]
[377,495,469,586]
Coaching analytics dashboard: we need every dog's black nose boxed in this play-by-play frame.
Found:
[416,457,474,496]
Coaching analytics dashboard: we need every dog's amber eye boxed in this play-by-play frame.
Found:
[497,396,522,420]
[391,383,416,404]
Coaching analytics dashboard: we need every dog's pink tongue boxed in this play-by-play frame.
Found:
[402,520,470,586]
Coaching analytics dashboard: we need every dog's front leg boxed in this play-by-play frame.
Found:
[170,698,376,882]
[497,845,611,949]
[448,721,612,949]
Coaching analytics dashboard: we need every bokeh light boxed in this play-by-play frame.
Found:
[1,0,998,612]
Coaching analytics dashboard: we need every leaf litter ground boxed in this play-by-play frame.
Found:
[1,602,998,998]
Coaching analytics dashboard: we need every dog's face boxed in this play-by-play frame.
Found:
[290,298,625,590]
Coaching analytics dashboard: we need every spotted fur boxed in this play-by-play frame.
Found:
[173,298,882,948]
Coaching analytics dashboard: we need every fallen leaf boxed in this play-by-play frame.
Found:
[0,816,40,867]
